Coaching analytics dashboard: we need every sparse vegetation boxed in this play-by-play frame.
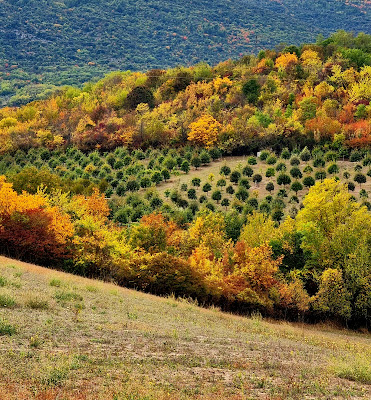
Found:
[0,256,370,399]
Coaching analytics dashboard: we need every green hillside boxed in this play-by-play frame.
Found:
[0,256,370,399]
[0,0,370,105]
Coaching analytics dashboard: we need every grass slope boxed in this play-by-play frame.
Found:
[0,256,370,399]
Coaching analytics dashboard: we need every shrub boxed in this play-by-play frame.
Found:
[315,170,327,181]
[303,176,315,188]
[299,147,311,161]
[327,163,339,175]
[235,188,249,201]
[291,181,303,194]
[0,319,16,336]
[276,162,286,172]
[230,170,241,184]
[350,150,363,163]
[281,148,291,159]
[266,167,275,178]
[354,164,363,172]
[25,296,49,310]
[252,174,262,185]
[200,151,211,164]
[242,166,253,177]
[221,198,230,209]
[220,165,231,175]
[0,294,16,308]
[191,177,201,187]
[348,181,355,191]
[181,161,190,173]
[277,173,291,186]
[354,173,366,187]
[290,157,300,166]
[187,189,197,200]
[266,182,274,193]
[259,150,270,161]
[290,167,302,179]
[49,278,63,287]
[211,190,222,203]
[239,178,250,189]
[216,178,226,189]
[248,157,257,165]
[313,158,325,168]
[191,156,201,169]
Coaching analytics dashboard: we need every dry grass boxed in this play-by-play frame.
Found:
[0,255,370,399]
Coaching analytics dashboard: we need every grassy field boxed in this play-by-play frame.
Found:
[0,256,370,400]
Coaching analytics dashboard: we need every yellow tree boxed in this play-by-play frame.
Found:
[296,179,371,269]
[188,114,221,148]
[275,53,298,71]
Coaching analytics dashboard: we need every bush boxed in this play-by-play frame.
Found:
[187,188,197,200]
[266,182,274,193]
[276,162,286,172]
[266,155,277,165]
[200,151,211,164]
[303,176,315,188]
[235,188,249,201]
[0,294,16,308]
[281,148,291,159]
[277,173,291,186]
[25,296,49,310]
[0,319,16,336]
[327,163,339,175]
[248,157,257,165]
[252,174,262,185]
[211,190,222,203]
[313,158,325,168]
[299,147,311,161]
[266,167,275,178]
[315,170,327,181]
[290,167,302,179]
[291,181,303,194]
[191,177,201,187]
[220,165,231,175]
[350,150,363,163]
[242,166,253,177]
[259,150,270,161]
[230,170,241,184]
[354,173,366,186]
[221,198,230,209]
[290,157,300,166]
[239,178,250,189]
[181,160,190,173]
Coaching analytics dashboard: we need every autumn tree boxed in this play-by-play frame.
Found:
[188,114,221,148]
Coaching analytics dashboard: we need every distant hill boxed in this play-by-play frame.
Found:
[0,0,370,105]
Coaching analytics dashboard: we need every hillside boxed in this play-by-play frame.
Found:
[0,256,370,399]
[0,0,370,105]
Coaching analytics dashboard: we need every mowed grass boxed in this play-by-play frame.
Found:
[0,256,370,400]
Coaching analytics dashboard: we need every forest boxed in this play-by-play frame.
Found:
[0,31,370,328]
[0,0,370,106]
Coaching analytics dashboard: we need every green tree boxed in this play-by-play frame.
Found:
[202,183,212,196]
[211,190,222,203]
[312,269,351,320]
[266,182,275,193]
[291,181,303,194]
